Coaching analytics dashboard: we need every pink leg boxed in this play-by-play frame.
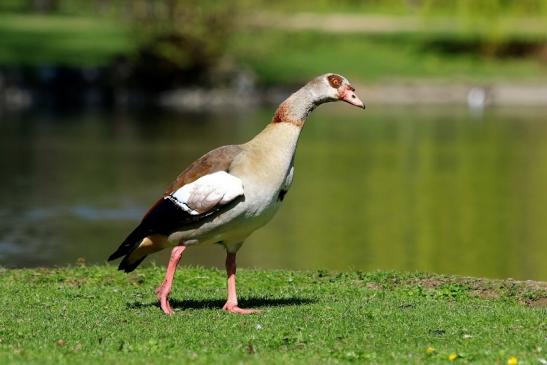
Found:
[155,245,186,315]
[222,252,259,314]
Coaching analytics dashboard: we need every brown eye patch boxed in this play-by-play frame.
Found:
[327,74,343,89]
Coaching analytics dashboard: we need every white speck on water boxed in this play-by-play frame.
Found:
[467,87,487,110]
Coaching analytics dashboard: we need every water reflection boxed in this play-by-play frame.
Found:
[1,106,546,280]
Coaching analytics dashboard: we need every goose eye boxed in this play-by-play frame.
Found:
[327,75,343,89]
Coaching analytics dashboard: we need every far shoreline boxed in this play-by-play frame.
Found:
[2,81,547,111]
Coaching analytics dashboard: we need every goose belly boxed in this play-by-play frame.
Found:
[166,185,283,248]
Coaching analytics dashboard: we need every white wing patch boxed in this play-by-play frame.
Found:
[166,171,244,215]
[283,165,294,190]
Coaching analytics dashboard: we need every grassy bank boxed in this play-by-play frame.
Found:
[0,266,545,364]
[230,30,547,85]
[0,12,546,85]
[0,14,132,66]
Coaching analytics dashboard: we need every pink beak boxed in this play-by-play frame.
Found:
[340,85,365,109]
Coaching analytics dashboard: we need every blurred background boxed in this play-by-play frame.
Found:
[1,0,547,280]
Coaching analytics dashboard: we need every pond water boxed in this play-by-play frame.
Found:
[1,105,546,280]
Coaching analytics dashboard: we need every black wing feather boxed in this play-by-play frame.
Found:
[108,197,221,265]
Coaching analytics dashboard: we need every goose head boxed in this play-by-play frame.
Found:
[309,73,365,109]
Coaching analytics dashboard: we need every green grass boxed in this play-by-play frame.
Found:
[0,14,133,66]
[245,0,547,17]
[230,30,547,85]
[0,266,545,364]
[0,12,546,84]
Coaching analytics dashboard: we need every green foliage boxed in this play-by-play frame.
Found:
[128,1,237,67]
[248,0,547,57]
[0,266,545,364]
[419,0,547,54]
[420,0,547,17]
[0,2,546,81]
[121,0,239,87]
[0,1,239,84]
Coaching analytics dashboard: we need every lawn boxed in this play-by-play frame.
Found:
[0,12,546,85]
[0,14,133,66]
[230,30,547,85]
[0,266,545,364]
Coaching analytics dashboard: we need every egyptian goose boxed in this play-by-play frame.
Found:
[108,73,365,315]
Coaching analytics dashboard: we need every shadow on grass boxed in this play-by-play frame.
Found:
[127,297,316,311]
